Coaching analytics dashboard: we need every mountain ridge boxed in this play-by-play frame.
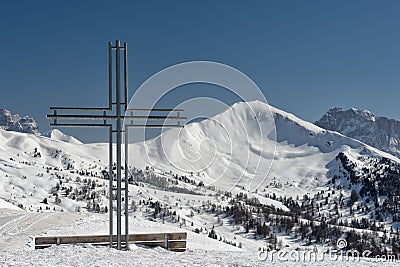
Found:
[0,108,40,135]
[315,107,400,158]
[131,101,400,195]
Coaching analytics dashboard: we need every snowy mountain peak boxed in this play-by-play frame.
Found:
[0,108,40,135]
[316,107,400,158]
[324,107,375,121]
[43,129,82,144]
[131,101,400,195]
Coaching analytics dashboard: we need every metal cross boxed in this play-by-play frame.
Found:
[47,40,186,250]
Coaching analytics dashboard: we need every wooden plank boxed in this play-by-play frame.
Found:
[35,232,187,246]
[35,241,186,251]
[167,232,187,241]
[35,245,52,249]
[170,248,187,252]
[34,232,187,252]
[126,233,184,242]
[167,240,186,249]
[133,240,186,249]
[35,237,58,245]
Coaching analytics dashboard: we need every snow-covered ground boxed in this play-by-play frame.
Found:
[0,208,398,266]
[5,244,400,267]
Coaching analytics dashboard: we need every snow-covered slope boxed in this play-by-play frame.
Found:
[43,129,82,144]
[316,107,400,158]
[0,128,109,212]
[0,198,23,210]
[1,101,398,210]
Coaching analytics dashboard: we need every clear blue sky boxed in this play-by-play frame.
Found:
[1,1,399,142]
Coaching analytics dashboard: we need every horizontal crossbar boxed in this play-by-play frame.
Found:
[111,46,127,50]
[125,124,184,128]
[50,123,184,128]
[50,107,183,112]
[47,115,187,120]
[50,107,110,111]
[126,108,184,112]
[50,123,112,128]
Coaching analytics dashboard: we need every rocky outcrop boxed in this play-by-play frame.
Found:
[0,109,40,135]
[316,107,400,158]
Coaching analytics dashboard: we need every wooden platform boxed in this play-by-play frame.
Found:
[35,232,187,252]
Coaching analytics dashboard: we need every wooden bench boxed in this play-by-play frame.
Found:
[35,232,187,252]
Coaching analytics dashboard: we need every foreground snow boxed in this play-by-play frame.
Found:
[4,244,400,267]
[0,209,398,266]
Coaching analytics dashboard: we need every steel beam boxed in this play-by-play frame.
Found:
[50,123,183,128]
[109,42,113,110]
[124,125,129,250]
[115,40,122,250]
[126,108,184,112]
[49,107,110,111]
[123,41,129,250]
[125,124,184,128]
[109,127,113,247]
[124,42,128,111]
[49,123,112,128]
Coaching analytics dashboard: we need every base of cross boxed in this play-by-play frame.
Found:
[34,232,187,252]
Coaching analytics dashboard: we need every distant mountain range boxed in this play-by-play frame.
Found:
[0,109,40,135]
[3,105,399,160]
[0,109,83,144]
[316,107,400,159]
